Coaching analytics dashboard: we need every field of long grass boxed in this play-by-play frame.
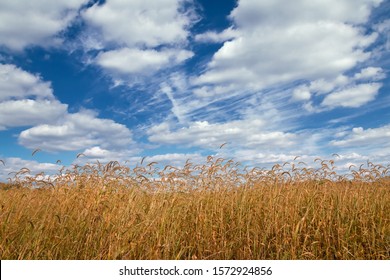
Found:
[0,156,389,259]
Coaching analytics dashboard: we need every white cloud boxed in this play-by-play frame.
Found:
[0,0,87,51]
[0,99,67,130]
[145,153,204,167]
[0,64,53,101]
[77,146,140,164]
[194,21,377,88]
[231,150,388,175]
[0,64,67,130]
[230,0,382,28]
[82,0,193,48]
[148,118,296,150]
[96,48,193,75]
[83,146,113,158]
[75,150,204,169]
[81,0,196,82]
[157,72,304,130]
[374,18,390,53]
[291,67,385,111]
[232,150,302,165]
[0,157,61,182]
[321,83,381,108]
[18,110,135,152]
[292,86,311,101]
[331,124,390,147]
[195,27,237,43]
[308,75,350,95]
[192,84,239,98]
[354,67,386,81]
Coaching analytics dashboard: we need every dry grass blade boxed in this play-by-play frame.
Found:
[219,142,227,149]
[32,148,41,156]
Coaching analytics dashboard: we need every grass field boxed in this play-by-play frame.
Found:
[0,156,389,259]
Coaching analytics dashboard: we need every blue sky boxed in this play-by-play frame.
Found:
[0,0,389,181]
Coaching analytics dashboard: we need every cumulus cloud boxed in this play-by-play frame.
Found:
[308,75,350,95]
[0,64,67,130]
[194,21,376,88]
[292,86,311,101]
[81,0,197,82]
[18,110,135,152]
[230,0,382,27]
[354,67,386,81]
[291,67,385,110]
[0,64,53,101]
[83,146,114,159]
[148,118,296,150]
[321,83,382,108]
[0,99,67,130]
[82,0,193,48]
[72,146,141,164]
[0,0,87,51]
[96,48,193,75]
[331,125,390,147]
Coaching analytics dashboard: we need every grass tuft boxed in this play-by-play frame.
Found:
[0,157,389,259]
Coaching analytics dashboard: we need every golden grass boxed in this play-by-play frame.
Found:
[0,156,389,259]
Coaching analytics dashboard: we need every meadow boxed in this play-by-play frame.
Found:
[0,156,389,259]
